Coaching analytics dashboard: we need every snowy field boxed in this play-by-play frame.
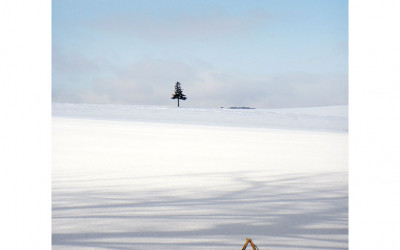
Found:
[52,104,348,249]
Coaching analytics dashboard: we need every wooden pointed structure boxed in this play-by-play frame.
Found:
[241,238,260,250]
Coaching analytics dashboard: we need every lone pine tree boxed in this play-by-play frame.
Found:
[171,82,187,107]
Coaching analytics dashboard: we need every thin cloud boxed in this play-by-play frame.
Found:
[53,58,347,108]
[52,47,100,75]
[89,9,272,42]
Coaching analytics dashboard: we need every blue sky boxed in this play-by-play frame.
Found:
[52,0,348,108]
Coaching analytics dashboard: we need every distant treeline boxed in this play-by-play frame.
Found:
[226,107,255,109]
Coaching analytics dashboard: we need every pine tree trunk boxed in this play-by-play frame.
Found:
[177,98,180,107]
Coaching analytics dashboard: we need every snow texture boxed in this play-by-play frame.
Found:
[52,104,348,249]
[52,103,348,132]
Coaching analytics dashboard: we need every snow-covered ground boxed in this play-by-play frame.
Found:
[52,103,348,132]
[52,104,348,249]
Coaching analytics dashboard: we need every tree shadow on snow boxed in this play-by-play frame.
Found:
[52,171,348,249]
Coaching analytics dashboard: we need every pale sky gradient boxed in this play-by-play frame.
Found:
[52,0,348,108]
